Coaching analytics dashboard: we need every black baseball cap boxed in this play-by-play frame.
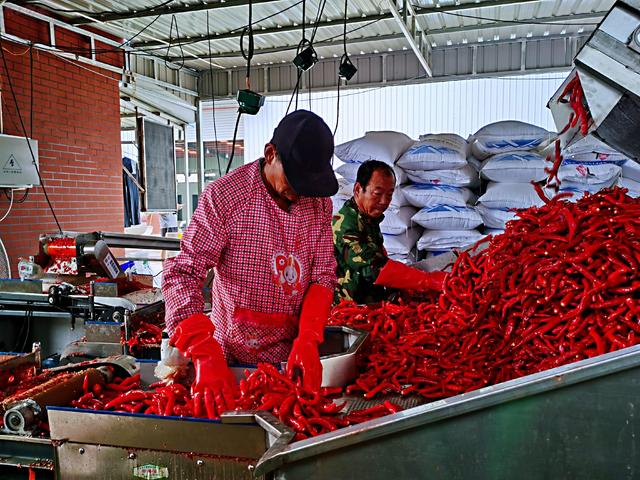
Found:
[270,110,338,197]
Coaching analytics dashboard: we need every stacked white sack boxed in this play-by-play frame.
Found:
[556,135,625,200]
[473,121,552,230]
[333,131,414,214]
[469,120,554,159]
[332,131,420,262]
[619,155,640,198]
[396,134,484,254]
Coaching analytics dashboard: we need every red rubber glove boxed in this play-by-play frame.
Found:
[170,313,237,417]
[286,284,333,392]
[374,259,446,292]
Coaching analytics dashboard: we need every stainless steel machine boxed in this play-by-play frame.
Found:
[0,351,138,479]
[548,0,640,163]
[0,231,176,359]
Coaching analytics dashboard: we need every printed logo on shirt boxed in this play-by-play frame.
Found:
[272,252,302,296]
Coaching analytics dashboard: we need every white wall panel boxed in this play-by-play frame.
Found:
[243,72,568,163]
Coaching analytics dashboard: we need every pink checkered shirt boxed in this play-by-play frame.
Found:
[162,160,337,364]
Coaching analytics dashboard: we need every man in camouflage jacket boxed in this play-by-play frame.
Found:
[332,161,396,304]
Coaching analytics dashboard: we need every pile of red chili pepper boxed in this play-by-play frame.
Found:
[235,363,400,440]
[557,72,591,137]
[331,186,640,400]
[122,320,163,354]
[0,365,53,404]
[71,364,401,439]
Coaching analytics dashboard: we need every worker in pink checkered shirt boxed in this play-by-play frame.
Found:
[157,110,339,414]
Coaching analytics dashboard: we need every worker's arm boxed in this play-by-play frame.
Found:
[162,186,228,334]
[286,199,337,391]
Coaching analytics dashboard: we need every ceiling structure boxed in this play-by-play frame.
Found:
[17,0,612,72]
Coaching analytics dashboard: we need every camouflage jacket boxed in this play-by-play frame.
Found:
[332,198,388,304]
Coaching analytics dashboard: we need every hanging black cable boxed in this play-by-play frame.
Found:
[310,0,328,44]
[335,0,352,137]
[225,0,259,175]
[225,110,243,175]
[295,0,308,110]
[165,14,185,71]
[338,0,357,82]
[206,10,222,178]
[120,15,163,48]
[333,77,341,136]
[0,37,62,232]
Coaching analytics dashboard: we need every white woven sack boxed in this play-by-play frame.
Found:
[470,121,552,159]
[335,162,360,183]
[481,152,548,183]
[380,206,418,235]
[558,160,622,185]
[332,195,349,214]
[383,228,421,255]
[335,131,414,166]
[417,229,485,251]
[622,160,640,183]
[336,161,408,185]
[405,164,479,188]
[619,177,640,198]
[562,135,627,162]
[388,252,417,264]
[397,134,468,171]
[467,156,482,172]
[336,177,353,197]
[484,228,506,236]
[476,204,518,229]
[560,181,613,196]
[401,184,475,208]
[412,204,483,231]
[477,182,546,210]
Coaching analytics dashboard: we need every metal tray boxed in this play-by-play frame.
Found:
[227,325,368,388]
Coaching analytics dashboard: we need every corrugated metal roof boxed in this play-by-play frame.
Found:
[29,0,613,71]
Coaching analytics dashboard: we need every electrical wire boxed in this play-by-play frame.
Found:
[310,0,328,44]
[224,112,242,175]
[0,36,63,232]
[119,14,163,48]
[286,69,303,115]
[206,10,222,177]
[0,189,14,223]
[333,0,349,136]
[4,188,28,203]
[37,0,306,56]
[296,0,307,111]
[165,14,185,71]
[433,10,602,26]
[24,0,176,18]
[333,77,341,136]
[224,0,255,176]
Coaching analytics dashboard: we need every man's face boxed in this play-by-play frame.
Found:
[354,169,395,219]
[264,144,300,203]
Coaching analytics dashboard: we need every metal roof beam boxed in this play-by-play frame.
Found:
[164,12,602,61]
[386,0,432,76]
[63,0,542,25]
[133,14,390,47]
[130,0,546,47]
[63,0,281,25]
[166,33,405,60]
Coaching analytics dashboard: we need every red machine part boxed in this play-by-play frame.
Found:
[43,238,77,258]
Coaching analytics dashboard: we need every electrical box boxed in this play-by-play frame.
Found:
[0,134,40,188]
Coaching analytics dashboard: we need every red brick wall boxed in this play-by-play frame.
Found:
[0,11,124,276]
